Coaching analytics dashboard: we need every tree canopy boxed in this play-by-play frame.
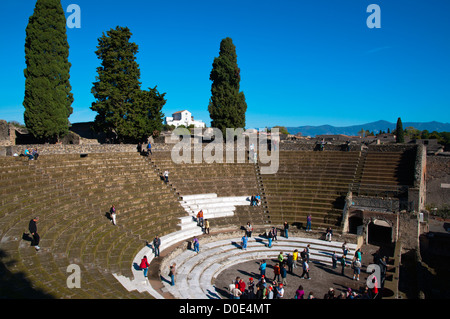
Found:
[23,0,74,142]
[91,26,165,143]
[395,117,405,143]
[208,37,247,133]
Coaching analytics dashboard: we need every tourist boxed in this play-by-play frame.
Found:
[24,148,33,160]
[163,170,169,183]
[300,248,307,261]
[267,229,273,248]
[234,277,240,288]
[147,141,152,155]
[342,241,349,257]
[306,214,312,232]
[204,219,210,234]
[237,278,246,295]
[259,260,267,278]
[229,281,236,298]
[361,286,371,299]
[300,259,310,279]
[257,275,267,294]
[32,148,39,160]
[293,249,299,269]
[355,248,363,262]
[331,251,338,269]
[196,210,204,227]
[337,291,347,299]
[272,227,278,241]
[241,233,248,250]
[255,194,261,206]
[265,285,274,299]
[306,244,311,263]
[250,194,256,206]
[28,216,40,251]
[169,263,176,286]
[153,235,161,257]
[272,263,281,282]
[193,237,200,253]
[139,255,150,278]
[255,284,264,299]
[247,277,255,299]
[110,205,116,225]
[246,222,253,237]
[307,291,315,299]
[295,285,305,299]
[370,274,379,299]
[340,255,346,276]
[324,288,335,299]
[275,283,284,299]
[379,256,388,284]
[283,221,289,238]
[232,285,242,299]
[325,227,333,241]
[277,251,284,264]
[319,139,325,151]
[352,256,361,281]
[280,263,287,286]
[286,253,294,273]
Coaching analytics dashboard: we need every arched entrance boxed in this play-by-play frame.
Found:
[368,219,392,245]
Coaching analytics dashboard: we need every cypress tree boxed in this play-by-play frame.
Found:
[91,26,165,143]
[208,37,247,133]
[23,0,73,142]
[395,117,405,143]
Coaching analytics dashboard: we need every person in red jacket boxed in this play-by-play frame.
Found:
[237,278,246,295]
[273,263,281,282]
[140,256,150,278]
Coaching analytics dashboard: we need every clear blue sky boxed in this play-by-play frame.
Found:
[1,0,449,129]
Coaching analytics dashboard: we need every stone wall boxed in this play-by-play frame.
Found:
[0,120,13,146]
[352,196,401,212]
[426,154,450,208]
[407,144,427,212]
[0,143,172,156]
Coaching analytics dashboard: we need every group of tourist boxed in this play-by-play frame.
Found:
[228,222,384,299]
[137,141,152,156]
[17,147,39,160]
[229,246,379,299]
[196,210,210,234]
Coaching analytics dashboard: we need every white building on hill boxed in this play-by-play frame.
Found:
[165,110,206,128]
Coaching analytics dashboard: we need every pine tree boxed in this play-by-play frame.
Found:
[23,0,73,142]
[208,37,247,133]
[395,117,405,143]
[91,26,165,142]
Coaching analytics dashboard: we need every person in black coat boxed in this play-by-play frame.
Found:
[28,217,40,251]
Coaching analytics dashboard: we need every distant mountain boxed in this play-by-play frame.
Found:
[286,120,450,137]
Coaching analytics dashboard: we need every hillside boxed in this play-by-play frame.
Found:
[286,120,450,137]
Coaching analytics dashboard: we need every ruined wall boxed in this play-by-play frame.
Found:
[426,155,450,208]
[0,143,175,156]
